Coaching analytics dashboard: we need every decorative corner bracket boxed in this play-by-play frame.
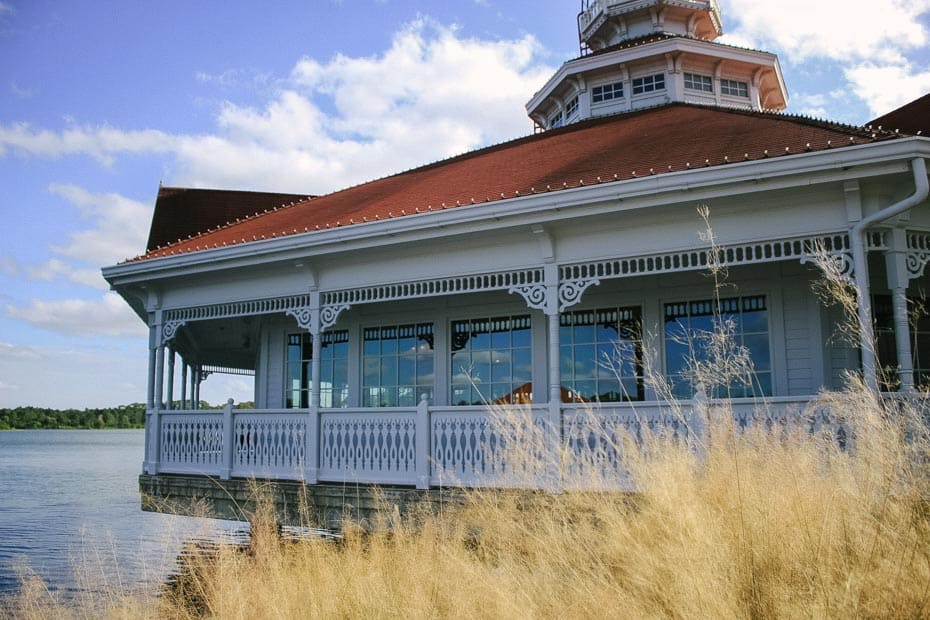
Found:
[161,320,187,345]
[508,284,548,312]
[320,304,350,331]
[800,249,855,288]
[558,277,601,312]
[286,306,315,332]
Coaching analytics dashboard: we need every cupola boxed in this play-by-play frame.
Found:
[526,0,788,130]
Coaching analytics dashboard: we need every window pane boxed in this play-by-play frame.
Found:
[398,356,416,385]
[513,348,533,383]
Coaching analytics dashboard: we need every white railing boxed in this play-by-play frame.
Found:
[430,405,550,488]
[232,411,306,480]
[319,408,418,484]
[147,395,855,490]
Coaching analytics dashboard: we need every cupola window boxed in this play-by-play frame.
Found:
[720,79,749,98]
[592,81,624,103]
[632,73,666,95]
[684,72,713,93]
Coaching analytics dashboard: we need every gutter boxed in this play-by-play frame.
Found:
[851,157,929,393]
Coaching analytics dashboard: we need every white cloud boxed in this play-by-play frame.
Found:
[0,342,43,361]
[48,183,151,266]
[0,20,552,194]
[28,258,107,289]
[4,292,147,338]
[845,62,930,117]
[721,0,930,63]
[0,123,175,165]
[0,2,12,16]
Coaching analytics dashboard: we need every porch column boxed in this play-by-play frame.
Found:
[306,290,322,484]
[144,318,158,474]
[544,263,563,491]
[194,367,202,409]
[146,319,157,410]
[180,361,188,409]
[165,347,175,410]
[886,228,915,391]
[154,345,165,411]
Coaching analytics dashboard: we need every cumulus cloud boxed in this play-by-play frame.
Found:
[0,123,175,165]
[721,0,930,63]
[4,292,147,338]
[48,183,151,266]
[845,63,930,117]
[718,0,930,120]
[0,20,552,194]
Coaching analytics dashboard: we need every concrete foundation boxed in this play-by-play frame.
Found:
[139,474,468,531]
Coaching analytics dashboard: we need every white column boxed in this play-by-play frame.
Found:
[886,228,915,391]
[544,263,562,491]
[144,319,158,474]
[154,345,165,411]
[306,291,322,484]
[191,367,198,409]
[165,347,175,410]
[180,361,188,409]
[146,320,157,410]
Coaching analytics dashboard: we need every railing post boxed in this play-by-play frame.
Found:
[416,393,431,489]
[221,398,235,480]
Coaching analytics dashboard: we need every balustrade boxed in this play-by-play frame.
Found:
[150,396,852,488]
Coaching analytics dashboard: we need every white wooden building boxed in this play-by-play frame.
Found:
[103,0,930,507]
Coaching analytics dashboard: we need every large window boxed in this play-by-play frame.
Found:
[664,295,771,398]
[720,79,749,98]
[684,72,713,93]
[873,294,930,389]
[560,307,643,402]
[285,331,349,408]
[632,73,666,95]
[363,323,434,407]
[549,110,563,129]
[592,81,624,103]
[451,315,532,405]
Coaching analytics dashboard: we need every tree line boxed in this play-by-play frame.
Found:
[0,401,256,430]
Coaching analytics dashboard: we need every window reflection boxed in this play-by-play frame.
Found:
[560,307,643,402]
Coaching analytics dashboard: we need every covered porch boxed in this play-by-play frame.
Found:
[138,226,930,493]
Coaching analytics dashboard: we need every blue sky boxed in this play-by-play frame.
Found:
[1,0,929,408]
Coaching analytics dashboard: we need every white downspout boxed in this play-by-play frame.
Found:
[851,157,929,393]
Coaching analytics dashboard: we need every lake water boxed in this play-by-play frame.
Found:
[0,429,242,598]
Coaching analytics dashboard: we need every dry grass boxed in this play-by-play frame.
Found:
[9,389,926,619]
[151,392,929,620]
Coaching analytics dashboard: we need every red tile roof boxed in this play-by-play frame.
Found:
[147,187,312,252]
[868,93,930,137]
[131,103,902,263]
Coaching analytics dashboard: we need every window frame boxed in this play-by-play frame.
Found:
[592,81,625,104]
[632,73,666,95]
[560,306,644,403]
[719,78,749,98]
[683,72,714,93]
[663,294,772,399]
[450,314,533,406]
[362,322,435,407]
[284,330,350,409]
